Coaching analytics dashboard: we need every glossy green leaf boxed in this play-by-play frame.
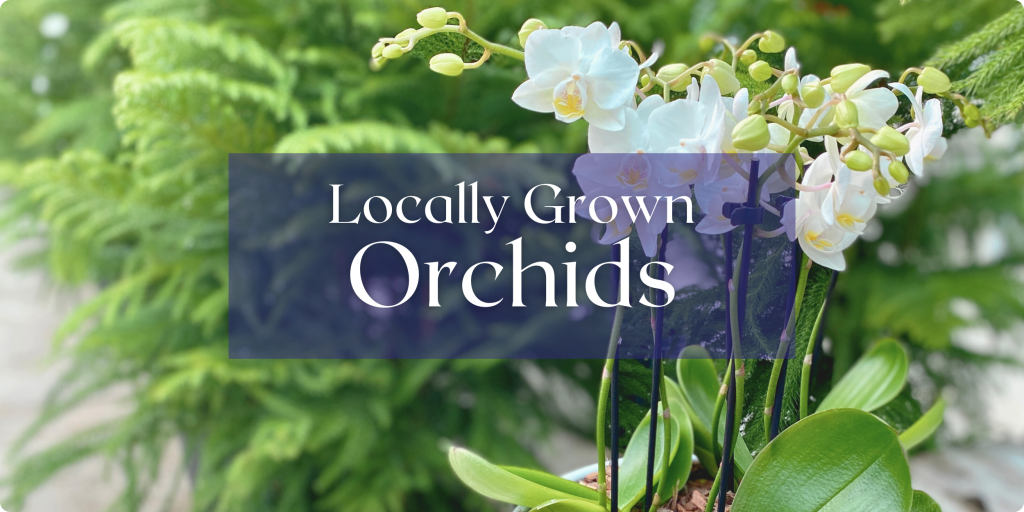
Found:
[617,403,680,512]
[818,338,909,413]
[675,348,720,469]
[732,409,913,512]
[529,499,609,512]
[449,447,590,508]
[910,490,942,512]
[676,346,720,431]
[661,384,695,494]
[668,378,716,474]
[900,398,947,451]
[500,467,600,502]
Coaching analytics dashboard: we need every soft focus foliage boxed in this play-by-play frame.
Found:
[0,0,1021,510]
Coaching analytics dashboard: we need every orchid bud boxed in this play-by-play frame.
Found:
[748,61,773,82]
[732,114,771,151]
[845,151,873,171]
[835,99,859,129]
[801,81,825,108]
[758,31,785,53]
[781,73,799,95]
[417,7,449,29]
[396,28,418,39]
[640,74,650,87]
[873,175,891,196]
[830,63,870,94]
[962,103,981,127]
[740,49,757,66]
[371,41,386,59]
[382,44,405,60]
[888,160,910,184]
[518,18,547,48]
[699,36,716,53]
[706,59,740,94]
[657,63,692,91]
[871,126,910,156]
[429,53,464,76]
[918,67,951,94]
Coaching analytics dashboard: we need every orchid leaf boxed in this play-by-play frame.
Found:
[818,338,909,413]
[910,490,942,512]
[661,383,695,494]
[449,447,591,508]
[668,378,716,475]
[500,467,601,502]
[899,398,947,451]
[617,403,680,512]
[676,346,720,431]
[528,498,609,512]
[732,409,913,512]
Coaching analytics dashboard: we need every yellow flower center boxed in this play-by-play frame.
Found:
[554,80,585,117]
[617,166,649,191]
[805,231,835,250]
[835,214,863,230]
[671,168,699,182]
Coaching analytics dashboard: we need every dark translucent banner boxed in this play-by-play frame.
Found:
[229,153,798,359]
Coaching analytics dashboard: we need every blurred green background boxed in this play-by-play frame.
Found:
[0,0,1022,511]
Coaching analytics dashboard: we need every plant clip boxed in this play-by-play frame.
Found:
[724,202,764,226]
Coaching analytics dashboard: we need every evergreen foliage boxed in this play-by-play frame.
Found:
[928,7,1024,126]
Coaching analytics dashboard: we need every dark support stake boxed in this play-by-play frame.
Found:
[643,228,670,512]
[771,240,801,440]
[610,349,620,511]
[717,230,735,512]
[720,159,764,512]
[611,243,621,512]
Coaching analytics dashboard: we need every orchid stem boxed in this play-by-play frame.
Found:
[597,304,624,508]
[799,270,838,420]
[763,254,811,437]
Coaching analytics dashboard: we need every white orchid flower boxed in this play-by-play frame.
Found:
[825,70,898,130]
[822,163,878,235]
[513,22,640,130]
[694,173,749,235]
[890,82,947,176]
[646,76,726,186]
[588,95,665,153]
[720,87,751,153]
[781,199,797,242]
[794,152,858,271]
[573,153,673,256]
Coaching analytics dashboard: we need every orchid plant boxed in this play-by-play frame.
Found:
[373,9,968,512]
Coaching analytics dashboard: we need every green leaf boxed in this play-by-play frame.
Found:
[676,346,720,430]
[911,490,942,512]
[672,350,752,477]
[618,403,680,512]
[449,448,591,508]
[732,409,913,512]
[818,338,909,413]
[500,467,601,502]
[661,385,695,494]
[900,398,947,451]
[528,499,609,512]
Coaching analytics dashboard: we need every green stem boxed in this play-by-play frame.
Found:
[762,256,811,436]
[799,294,829,420]
[437,26,525,60]
[596,304,625,508]
[727,252,745,461]
[703,466,724,512]
[710,360,733,462]
[652,365,672,512]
